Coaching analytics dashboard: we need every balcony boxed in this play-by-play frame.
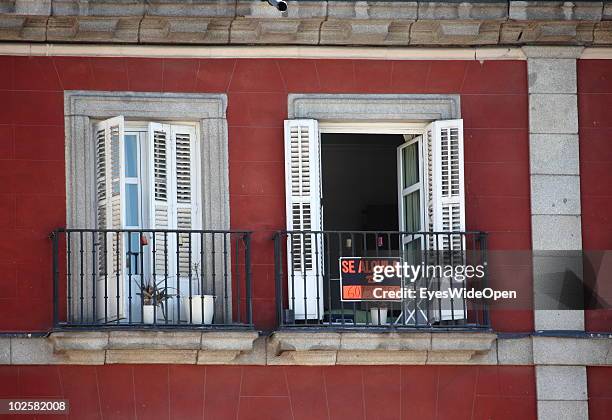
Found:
[51,228,253,330]
[273,230,490,331]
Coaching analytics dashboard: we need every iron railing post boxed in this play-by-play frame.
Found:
[244,232,253,325]
[51,230,59,328]
[479,231,490,328]
[273,232,283,327]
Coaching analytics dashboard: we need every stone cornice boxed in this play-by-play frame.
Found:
[0,1,611,46]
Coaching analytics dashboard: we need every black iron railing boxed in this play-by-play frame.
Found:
[51,228,253,329]
[274,231,489,330]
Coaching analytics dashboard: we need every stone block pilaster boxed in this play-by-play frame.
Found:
[524,46,587,420]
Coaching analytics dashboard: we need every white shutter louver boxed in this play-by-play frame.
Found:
[149,123,173,278]
[171,125,200,276]
[423,119,466,322]
[284,119,324,320]
[148,123,201,322]
[95,116,126,322]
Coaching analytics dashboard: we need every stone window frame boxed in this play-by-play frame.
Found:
[63,91,230,322]
[288,93,461,121]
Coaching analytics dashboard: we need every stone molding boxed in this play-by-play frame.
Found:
[288,94,461,121]
[47,330,260,364]
[1,1,612,46]
[266,331,499,365]
[3,332,612,366]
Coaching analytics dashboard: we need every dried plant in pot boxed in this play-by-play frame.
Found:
[137,278,175,324]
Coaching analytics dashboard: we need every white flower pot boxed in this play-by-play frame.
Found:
[370,307,388,325]
[181,295,214,324]
[143,305,155,324]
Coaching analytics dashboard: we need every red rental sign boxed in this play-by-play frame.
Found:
[339,257,402,302]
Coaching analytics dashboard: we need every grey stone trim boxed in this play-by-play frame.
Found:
[536,365,588,400]
[4,333,612,366]
[497,336,534,365]
[528,94,578,135]
[522,46,585,59]
[533,335,612,365]
[525,47,584,334]
[0,338,10,364]
[64,91,230,323]
[538,401,589,420]
[531,175,581,216]
[19,330,260,365]
[288,94,461,121]
[266,331,499,365]
[1,2,612,46]
[532,215,583,251]
[65,91,227,120]
[530,134,580,176]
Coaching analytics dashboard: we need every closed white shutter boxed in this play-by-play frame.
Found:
[148,123,201,321]
[284,119,324,320]
[95,116,126,322]
[423,119,466,322]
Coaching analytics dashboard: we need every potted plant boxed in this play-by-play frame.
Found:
[180,262,215,324]
[137,278,175,324]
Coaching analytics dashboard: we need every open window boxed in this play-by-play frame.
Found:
[93,116,202,323]
[282,118,466,325]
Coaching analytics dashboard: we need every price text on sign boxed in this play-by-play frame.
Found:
[339,257,402,302]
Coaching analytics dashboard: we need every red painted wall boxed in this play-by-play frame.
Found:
[0,56,532,332]
[0,364,536,420]
[588,366,612,420]
[578,60,612,332]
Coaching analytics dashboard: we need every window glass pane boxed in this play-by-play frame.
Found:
[125,183,139,227]
[404,191,420,232]
[124,134,138,177]
[403,238,423,265]
[403,142,419,188]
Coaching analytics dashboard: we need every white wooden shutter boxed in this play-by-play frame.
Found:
[423,119,466,322]
[424,119,466,240]
[148,123,201,322]
[284,119,324,320]
[170,125,201,278]
[148,123,175,280]
[95,116,126,322]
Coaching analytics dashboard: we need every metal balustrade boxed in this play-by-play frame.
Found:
[51,228,253,329]
[274,231,490,330]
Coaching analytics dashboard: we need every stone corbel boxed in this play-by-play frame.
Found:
[49,330,260,365]
[267,331,497,365]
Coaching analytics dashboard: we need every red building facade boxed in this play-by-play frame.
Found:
[0,53,610,419]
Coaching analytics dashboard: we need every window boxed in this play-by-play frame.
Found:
[283,118,466,323]
[94,117,202,321]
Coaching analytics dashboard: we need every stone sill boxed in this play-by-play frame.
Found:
[267,331,499,365]
[47,330,260,364]
[4,331,612,366]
